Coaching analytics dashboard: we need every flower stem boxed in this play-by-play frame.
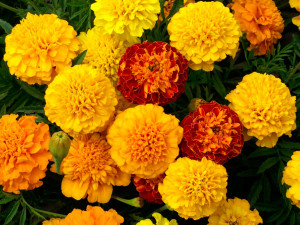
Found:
[111,195,144,208]
[0,2,18,13]
[21,195,66,220]
[147,204,171,218]
[285,61,300,83]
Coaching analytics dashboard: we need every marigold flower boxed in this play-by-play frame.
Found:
[117,41,188,105]
[159,0,195,22]
[60,205,123,225]
[208,198,263,225]
[91,0,160,40]
[225,72,297,148]
[180,101,244,164]
[133,174,165,204]
[282,151,300,208]
[45,64,117,136]
[78,27,137,86]
[232,0,284,56]
[60,133,130,203]
[290,0,300,29]
[168,1,241,71]
[42,218,62,225]
[136,213,178,225]
[0,115,51,194]
[4,13,79,85]
[158,157,228,220]
[107,104,183,179]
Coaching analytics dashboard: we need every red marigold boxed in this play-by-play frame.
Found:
[133,174,165,204]
[180,101,244,164]
[117,41,188,105]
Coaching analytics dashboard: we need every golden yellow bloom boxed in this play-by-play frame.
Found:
[168,1,241,71]
[60,205,124,225]
[282,151,300,208]
[45,64,117,136]
[136,213,178,225]
[78,27,136,86]
[107,104,183,179]
[226,72,297,148]
[0,115,51,194]
[42,218,62,225]
[158,157,228,220]
[232,0,284,56]
[208,198,263,225]
[159,0,195,22]
[4,13,79,85]
[60,133,130,203]
[91,0,160,40]
[290,0,300,29]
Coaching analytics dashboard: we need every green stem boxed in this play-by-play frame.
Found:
[111,195,143,208]
[147,204,170,218]
[21,195,66,219]
[0,2,18,13]
[285,61,300,83]
[26,0,41,13]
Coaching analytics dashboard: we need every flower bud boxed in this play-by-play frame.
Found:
[187,98,206,112]
[49,131,71,174]
[112,195,144,208]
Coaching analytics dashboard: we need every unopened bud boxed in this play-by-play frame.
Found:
[112,195,144,208]
[49,131,71,174]
[188,98,206,112]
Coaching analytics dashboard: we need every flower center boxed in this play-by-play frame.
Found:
[127,124,167,165]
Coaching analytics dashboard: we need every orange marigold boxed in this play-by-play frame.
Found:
[60,133,130,203]
[117,41,188,105]
[133,174,165,204]
[0,115,51,194]
[42,218,62,225]
[180,101,244,164]
[107,104,183,179]
[60,205,124,225]
[4,13,79,85]
[232,0,284,55]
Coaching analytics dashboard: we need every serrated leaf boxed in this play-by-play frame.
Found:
[248,176,263,206]
[67,1,89,7]
[257,157,279,174]
[4,200,20,224]
[19,205,27,225]
[0,19,12,34]
[70,7,88,20]
[17,80,44,100]
[248,148,276,158]
[212,72,226,98]
[72,50,87,66]
[17,105,45,114]
[75,13,89,31]
[166,0,184,19]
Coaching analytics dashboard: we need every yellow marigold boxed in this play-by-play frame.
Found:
[159,0,195,22]
[290,0,300,29]
[4,13,79,85]
[60,205,124,225]
[78,27,137,86]
[42,218,62,225]
[282,151,300,208]
[168,1,241,71]
[208,198,263,225]
[60,133,130,203]
[0,115,51,194]
[44,64,117,136]
[91,0,160,40]
[107,104,183,179]
[158,157,228,220]
[136,213,178,225]
[232,0,284,56]
[225,72,297,148]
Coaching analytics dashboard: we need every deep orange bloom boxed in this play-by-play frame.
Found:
[133,174,165,204]
[60,205,124,225]
[232,0,284,55]
[0,115,51,194]
[180,101,244,164]
[117,41,188,105]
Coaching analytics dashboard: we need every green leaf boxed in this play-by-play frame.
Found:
[248,148,276,158]
[19,205,27,225]
[17,105,45,114]
[248,176,263,206]
[254,202,281,212]
[212,72,226,98]
[72,50,87,66]
[265,208,285,224]
[236,169,257,177]
[276,208,291,225]
[0,91,8,101]
[4,200,20,224]
[75,13,89,31]
[290,212,295,225]
[70,7,88,20]
[278,142,300,150]
[257,157,279,174]
[17,80,44,101]
[67,1,89,7]
[185,85,193,101]
[0,19,12,34]
[0,104,6,117]
[0,197,14,205]
[166,0,184,19]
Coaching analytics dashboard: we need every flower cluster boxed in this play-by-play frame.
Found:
[290,0,300,29]
[117,41,188,105]
[232,0,284,55]
[0,115,51,194]
[226,72,297,147]
[180,101,244,164]
[4,13,79,85]
[168,1,241,71]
